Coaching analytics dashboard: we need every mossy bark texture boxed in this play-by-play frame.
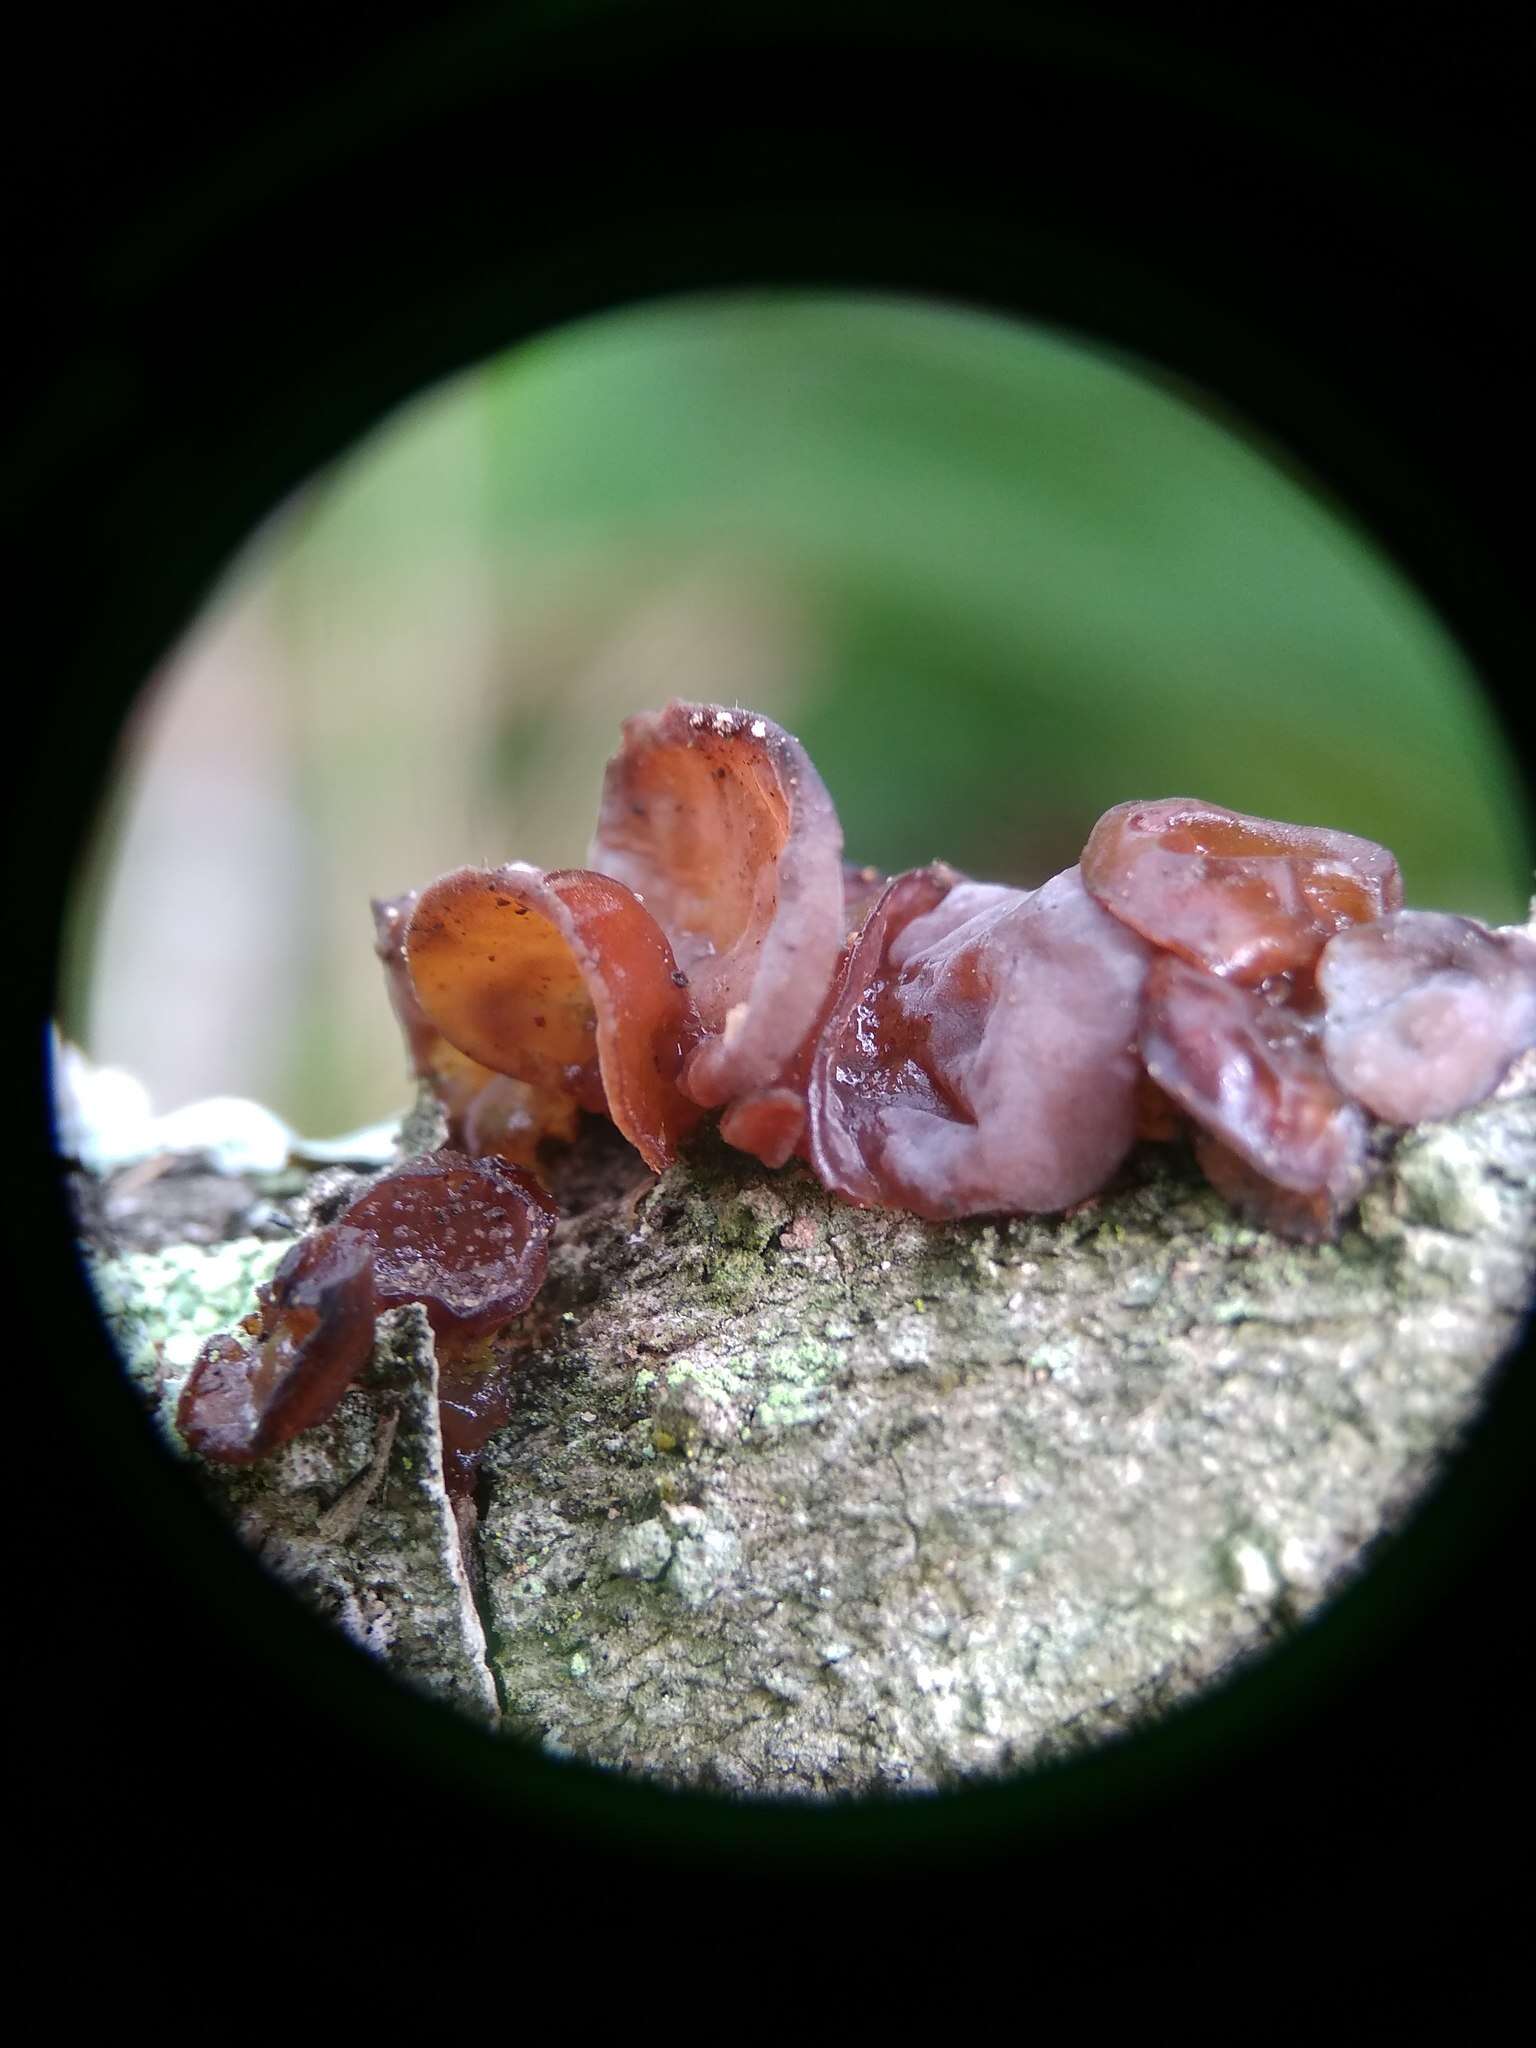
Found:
[85,1054,1536,1797]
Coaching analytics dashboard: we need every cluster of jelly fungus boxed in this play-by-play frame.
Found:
[177,1225,379,1461]
[1140,953,1369,1241]
[373,892,578,1166]
[1082,797,1404,986]
[1318,910,1536,1124]
[403,864,700,1172]
[590,702,847,1113]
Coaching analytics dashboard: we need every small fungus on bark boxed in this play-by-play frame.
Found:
[403,864,701,1172]
[336,1149,557,1342]
[178,1224,378,1461]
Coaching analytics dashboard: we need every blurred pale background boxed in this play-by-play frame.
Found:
[60,292,1531,1137]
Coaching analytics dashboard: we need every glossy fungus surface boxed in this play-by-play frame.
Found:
[1318,910,1536,1124]
[374,891,577,1164]
[1141,953,1369,1233]
[177,1225,379,1461]
[1082,797,1403,986]
[590,702,846,1109]
[340,1148,558,1340]
[809,864,1154,1219]
[436,1364,519,1498]
[403,863,699,1171]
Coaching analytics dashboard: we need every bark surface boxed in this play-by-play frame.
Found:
[81,1049,1536,1797]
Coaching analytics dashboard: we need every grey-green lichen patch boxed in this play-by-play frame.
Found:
[89,1235,291,1438]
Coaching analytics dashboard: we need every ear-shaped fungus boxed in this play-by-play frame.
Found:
[177,1224,379,1462]
[403,864,700,1172]
[1141,953,1368,1240]
[590,702,846,1110]
[1317,910,1536,1124]
[1082,797,1403,986]
[807,864,1154,1220]
[339,1149,558,1343]
[374,893,579,1164]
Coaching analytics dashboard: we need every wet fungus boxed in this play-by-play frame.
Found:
[1081,797,1403,987]
[177,1223,378,1462]
[403,863,700,1173]
[181,699,1533,1476]
[1317,910,1536,1125]
[590,702,847,1111]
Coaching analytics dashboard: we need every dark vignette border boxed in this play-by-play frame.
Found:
[9,3,1530,1900]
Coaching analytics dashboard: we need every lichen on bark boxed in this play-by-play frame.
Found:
[78,1044,1536,1797]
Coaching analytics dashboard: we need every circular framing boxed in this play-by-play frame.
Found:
[14,5,1531,1883]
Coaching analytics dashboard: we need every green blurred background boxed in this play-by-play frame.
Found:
[62,292,1532,1136]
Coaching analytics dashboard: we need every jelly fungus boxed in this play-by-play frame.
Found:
[177,1224,379,1461]
[339,1149,557,1342]
[808,865,1154,1219]
[1082,798,1403,986]
[1141,953,1369,1236]
[1318,910,1536,1124]
[373,892,577,1164]
[590,702,846,1110]
[403,864,700,1171]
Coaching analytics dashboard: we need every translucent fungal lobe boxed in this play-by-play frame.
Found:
[590,701,846,1109]
[808,865,1154,1219]
[1318,910,1536,1124]
[374,890,578,1164]
[339,1149,558,1341]
[404,864,700,1171]
[1083,797,1403,985]
[177,1224,379,1462]
[1141,953,1368,1238]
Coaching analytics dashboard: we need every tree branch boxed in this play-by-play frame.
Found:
[83,1050,1536,1795]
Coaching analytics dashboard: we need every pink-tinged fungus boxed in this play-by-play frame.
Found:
[403,864,700,1172]
[590,701,846,1110]
[1317,909,1536,1124]
[807,864,1154,1219]
[1140,953,1369,1240]
[1082,797,1402,986]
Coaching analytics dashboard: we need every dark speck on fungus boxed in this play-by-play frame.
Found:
[184,699,1535,1478]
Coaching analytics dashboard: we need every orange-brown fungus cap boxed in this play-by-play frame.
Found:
[177,1224,378,1462]
[373,891,579,1165]
[1082,797,1402,986]
[404,866,699,1172]
[590,702,845,1109]
[377,889,582,1164]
